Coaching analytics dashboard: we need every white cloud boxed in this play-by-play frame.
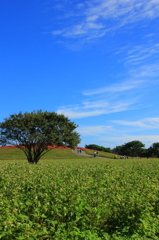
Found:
[113,118,159,128]
[57,108,106,118]
[55,44,159,119]
[82,100,109,109]
[130,63,159,79]
[144,33,155,38]
[101,135,159,148]
[123,44,159,65]
[56,76,150,119]
[83,80,145,96]
[77,125,113,136]
[57,97,138,119]
[52,0,159,41]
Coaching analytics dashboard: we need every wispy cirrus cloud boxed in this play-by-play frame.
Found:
[77,125,113,136]
[100,135,159,148]
[115,42,159,89]
[56,55,159,119]
[113,118,159,128]
[121,43,159,65]
[57,82,143,119]
[77,125,159,148]
[129,62,159,78]
[52,0,159,42]
[83,80,145,96]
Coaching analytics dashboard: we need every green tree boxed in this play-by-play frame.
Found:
[112,145,123,155]
[113,140,145,157]
[123,140,145,157]
[147,142,159,158]
[0,111,80,163]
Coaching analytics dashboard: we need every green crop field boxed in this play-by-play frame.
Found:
[1,149,159,239]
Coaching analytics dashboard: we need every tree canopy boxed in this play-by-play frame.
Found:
[85,144,111,152]
[113,140,145,157]
[0,110,80,163]
[147,142,159,158]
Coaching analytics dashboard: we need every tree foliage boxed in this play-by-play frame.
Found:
[113,140,145,157]
[147,142,159,158]
[85,144,111,152]
[86,141,159,158]
[0,110,80,163]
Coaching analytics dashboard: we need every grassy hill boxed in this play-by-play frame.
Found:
[0,147,83,160]
[84,149,116,159]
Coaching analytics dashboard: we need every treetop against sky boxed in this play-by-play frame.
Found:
[1,0,159,148]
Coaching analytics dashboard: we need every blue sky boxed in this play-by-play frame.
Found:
[1,0,159,149]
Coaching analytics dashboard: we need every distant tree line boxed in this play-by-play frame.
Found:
[112,140,159,158]
[85,144,111,153]
[86,141,159,158]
